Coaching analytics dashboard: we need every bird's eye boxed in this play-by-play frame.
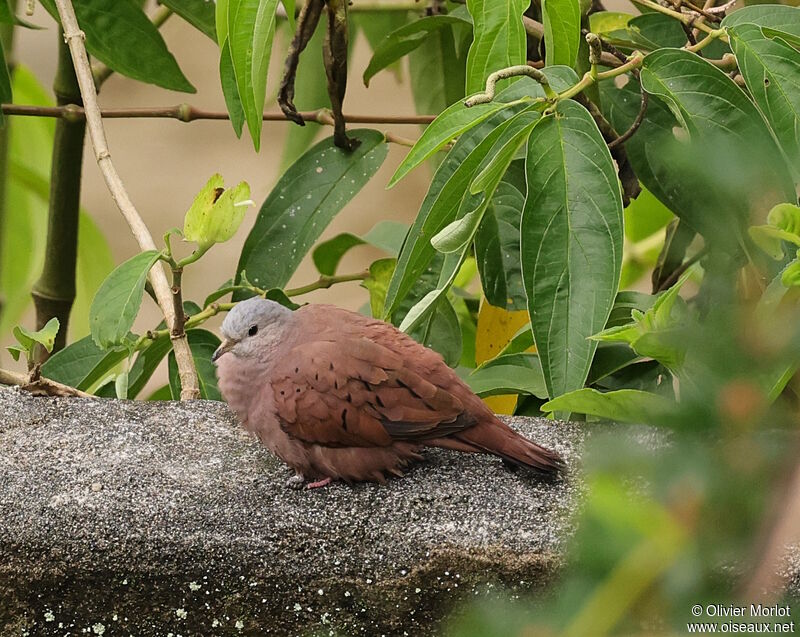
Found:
[248,325,258,336]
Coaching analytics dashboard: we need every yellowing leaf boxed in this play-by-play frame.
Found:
[474,300,532,414]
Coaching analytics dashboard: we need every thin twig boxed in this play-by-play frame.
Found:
[608,90,649,149]
[465,65,555,107]
[52,0,200,400]
[0,368,93,398]
[0,103,436,125]
[523,16,544,40]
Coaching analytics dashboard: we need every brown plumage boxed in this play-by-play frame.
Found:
[214,298,564,488]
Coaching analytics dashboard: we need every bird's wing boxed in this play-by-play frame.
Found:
[270,336,475,448]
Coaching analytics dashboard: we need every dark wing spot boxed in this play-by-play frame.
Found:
[315,372,319,381]
[341,408,348,431]
[375,395,385,407]
[334,380,339,389]
[295,367,299,373]
[329,362,334,371]
[296,387,301,393]
[345,393,352,403]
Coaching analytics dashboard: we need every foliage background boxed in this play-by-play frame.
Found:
[1,2,432,380]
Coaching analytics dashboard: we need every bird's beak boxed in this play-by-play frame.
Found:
[212,339,236,363]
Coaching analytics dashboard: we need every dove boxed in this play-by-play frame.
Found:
[213,297,564,489]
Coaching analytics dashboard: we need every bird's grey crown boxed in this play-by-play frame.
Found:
[221,297,293,341]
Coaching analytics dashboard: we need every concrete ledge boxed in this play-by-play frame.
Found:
[0,386,584,636]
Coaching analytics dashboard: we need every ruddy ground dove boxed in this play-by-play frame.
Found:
[213,298,564,489]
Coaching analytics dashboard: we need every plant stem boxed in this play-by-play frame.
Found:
[630,0,722,37]
[53,0,200,400]
[31,31,85,358]
[0,103,438,125]
[0,0,17,324]
[0,366,93,397]
[284,270,369,297]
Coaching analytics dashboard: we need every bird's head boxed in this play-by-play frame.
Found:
[213,297,293,363]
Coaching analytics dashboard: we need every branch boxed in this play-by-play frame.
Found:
[607,89,648,150]
[523,16,544,40]
[0,367,93,398]
[52,0,201,400]
[0,103,436,125]
[465,65,555,107]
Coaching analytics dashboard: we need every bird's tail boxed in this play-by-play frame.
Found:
[454,419,565,476]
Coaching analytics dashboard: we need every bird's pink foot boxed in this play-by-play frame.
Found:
[305,477,332,490]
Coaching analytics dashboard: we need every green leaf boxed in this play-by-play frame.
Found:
[41,334,128,391]
[401,108,545,331]
[39,0,195,93]
[522,99,623,400]
[475,182,526,311]
[225,0,280,149]
[236,130,388,291]
[541,388,675,424]
[407,296,462,367]
[90,250,161,349]
[10,317,60,361]
[408,16,469,119]
[364,15,469,87]
[464,352,547,398]
[161,0,216,39]
[727,24,800,176]
[465,0,527,94]
[593,271,692,373]
[168,329,222,400]
[542,0,581,67]
[429,110,538,256]
[608,49,795,254]
[388,98,520,188]
[588,11,633,35]
[312,220,408,276]
[115,370,130,399]
[183,174,252,249]
[126,335,173,398]
[385,69,579,319]
[0,0,41,29]
[362,258,396,318]
[723,4,800,45]
[219,38,245,138]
